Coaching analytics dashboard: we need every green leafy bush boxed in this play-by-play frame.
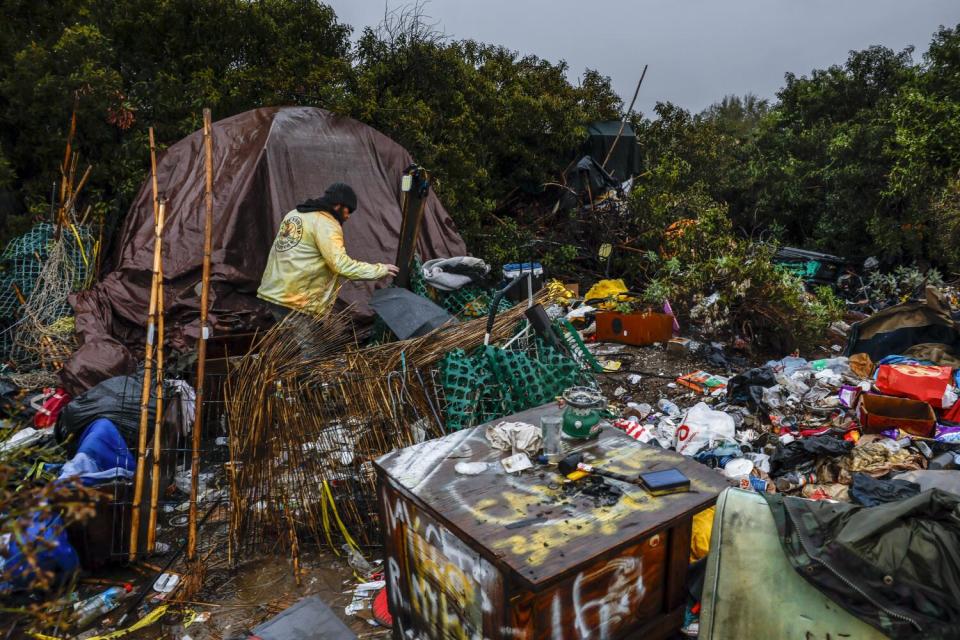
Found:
[637,206,844,353]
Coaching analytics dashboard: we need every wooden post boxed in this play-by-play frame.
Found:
[188,109,215,560]
[60,108,77,204]
[146,247,165,552]
[394,167,430,289]
[129,200,165,561]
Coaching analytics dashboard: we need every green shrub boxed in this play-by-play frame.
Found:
[637,207,844,353]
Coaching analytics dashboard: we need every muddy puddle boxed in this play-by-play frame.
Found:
[122,549,386,639]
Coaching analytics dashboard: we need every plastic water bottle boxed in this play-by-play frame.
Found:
[73,585,132,628]
[657,398,681,417]
[809,357,850,375]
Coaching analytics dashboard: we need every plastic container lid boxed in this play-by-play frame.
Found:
[502,262,543,278]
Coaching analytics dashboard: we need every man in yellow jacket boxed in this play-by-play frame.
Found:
[258,183,398,324]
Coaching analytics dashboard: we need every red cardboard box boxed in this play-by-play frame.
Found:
[858,394,936,438]
[875,363,953,408]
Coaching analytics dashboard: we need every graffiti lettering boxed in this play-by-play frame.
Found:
[571,557,646,640]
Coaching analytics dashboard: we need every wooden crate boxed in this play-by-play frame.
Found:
[595,311,674,346]
[375,404,727,640]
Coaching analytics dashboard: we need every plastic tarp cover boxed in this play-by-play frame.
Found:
[583,121,641,180]
[0,513,79,593]
[56,374,155,453]
[562,155,620,207]
[252,595,356,640]
[846,287,960,362]
[369,287,454,340]
[63,107,466,393]
[766,489,960,639]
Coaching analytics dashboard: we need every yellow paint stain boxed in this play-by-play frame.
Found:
[409,574,471,640]
[457,443,713,567]
[407,529,476,603]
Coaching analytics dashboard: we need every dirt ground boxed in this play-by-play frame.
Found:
[185,552,384,639]
[590,341,744,409]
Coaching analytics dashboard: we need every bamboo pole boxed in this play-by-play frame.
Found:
[129,199,165,561]
[60,108,76,203]
[146,251,164,552]
[188,109,214,560]
[146,129,164,551]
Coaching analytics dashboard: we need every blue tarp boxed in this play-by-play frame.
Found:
[0,420,134,592]
[0,513,79,593]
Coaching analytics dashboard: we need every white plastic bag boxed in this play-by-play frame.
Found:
[675,402,736,456]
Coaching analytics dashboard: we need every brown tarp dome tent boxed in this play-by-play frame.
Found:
[62,106,466,395]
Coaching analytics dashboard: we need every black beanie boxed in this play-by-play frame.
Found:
[324,182,358,212]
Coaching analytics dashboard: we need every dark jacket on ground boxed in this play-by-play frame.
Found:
[765,489,960,639]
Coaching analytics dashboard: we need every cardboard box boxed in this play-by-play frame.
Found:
[677,370,729,395]
[667,337,699,357]
[858,394,936,438]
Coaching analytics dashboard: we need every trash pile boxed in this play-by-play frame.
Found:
[610,352,960,502]
[532,279,960,637]
[565,284,960,506]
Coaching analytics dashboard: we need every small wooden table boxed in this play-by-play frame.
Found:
[376,403,727,640]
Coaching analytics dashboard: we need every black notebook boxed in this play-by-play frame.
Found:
[638,468,691,496]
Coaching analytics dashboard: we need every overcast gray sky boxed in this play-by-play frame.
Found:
[330,0,960,116]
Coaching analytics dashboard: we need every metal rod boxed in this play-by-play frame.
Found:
[601,64,648,172]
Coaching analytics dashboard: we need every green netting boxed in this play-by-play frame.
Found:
[439,285,513,319]
[483,343,582,413]
[440,340,589,431]
[555,319,604,373]
[408,256,432,300]
[0,223,93,320]
[0,222,95,364]
[440,348,505,431]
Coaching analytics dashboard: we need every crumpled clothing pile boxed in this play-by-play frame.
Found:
[837,441,925,481]
[486,421,542,457]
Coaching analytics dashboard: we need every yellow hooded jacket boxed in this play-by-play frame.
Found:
[257,208,388,316]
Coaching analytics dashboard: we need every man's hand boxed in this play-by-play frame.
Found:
[384,264,400,278]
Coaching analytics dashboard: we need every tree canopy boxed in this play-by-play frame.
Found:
[0,1,958,277]
[0,0,621,253]
[629,31,960,272]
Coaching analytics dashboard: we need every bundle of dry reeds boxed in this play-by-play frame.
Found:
[226,294,543,566]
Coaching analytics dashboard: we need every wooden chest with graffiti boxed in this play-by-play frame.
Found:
[375,403,727,640]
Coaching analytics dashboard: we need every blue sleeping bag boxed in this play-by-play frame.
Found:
[58,418,136,485]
